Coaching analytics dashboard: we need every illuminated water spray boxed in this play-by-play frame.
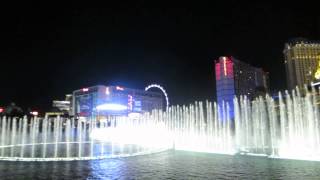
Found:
[0,115,172,161]
[0,86,319,161]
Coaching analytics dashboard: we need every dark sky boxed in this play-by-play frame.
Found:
[0,1,319,111]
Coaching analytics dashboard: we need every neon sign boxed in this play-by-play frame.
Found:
[128,95,133,111]
[223,57,227,76]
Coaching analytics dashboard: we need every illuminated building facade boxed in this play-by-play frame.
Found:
[46,94,73,117]
[215,56,269,119]
[284,38,320,90]
[72,85,163,117]
[52,94,72,112]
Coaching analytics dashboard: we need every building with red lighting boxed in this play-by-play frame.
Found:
[72,85,163,118]
[215,56,269,119]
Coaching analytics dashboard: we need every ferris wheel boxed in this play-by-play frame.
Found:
[145,84,169,110]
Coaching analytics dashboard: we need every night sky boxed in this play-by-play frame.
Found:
[1,2,319,111]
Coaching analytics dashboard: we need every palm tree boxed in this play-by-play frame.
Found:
[4,102,24,117]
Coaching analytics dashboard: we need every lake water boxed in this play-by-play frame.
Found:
[0,150,319,179]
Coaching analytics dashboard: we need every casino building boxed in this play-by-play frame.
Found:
[71,85,163,118]
[283,38,320,89]
[215,56,269,119]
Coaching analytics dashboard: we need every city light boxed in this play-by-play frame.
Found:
[82,88,89,92]
[128,95,133,111]
[223,57,227,76]
[30,111,39,116]
[0,107,4,113]
[52,100,70,104]
[116,86,124,91]
[105,87,110,95]
[314,60,320,80]
[96,103,127,111]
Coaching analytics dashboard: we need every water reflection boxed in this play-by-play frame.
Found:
[0,151,319,179]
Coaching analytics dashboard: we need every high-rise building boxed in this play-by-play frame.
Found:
[215,56,269,119]
[284,38,320,90]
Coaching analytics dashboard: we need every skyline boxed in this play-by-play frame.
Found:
[1,2,319,111]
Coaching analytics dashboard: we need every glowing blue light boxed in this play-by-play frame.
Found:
[96,103,127,111]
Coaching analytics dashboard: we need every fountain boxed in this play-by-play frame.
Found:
[168,85,320,161]
[0,86,319,161]
[0,114,172,161]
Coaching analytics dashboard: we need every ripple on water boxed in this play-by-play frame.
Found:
[0,151,319,179]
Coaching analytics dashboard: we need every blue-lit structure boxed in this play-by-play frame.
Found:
[72,85,163,118]
[215,57,235,119]
[215,56,269,120]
